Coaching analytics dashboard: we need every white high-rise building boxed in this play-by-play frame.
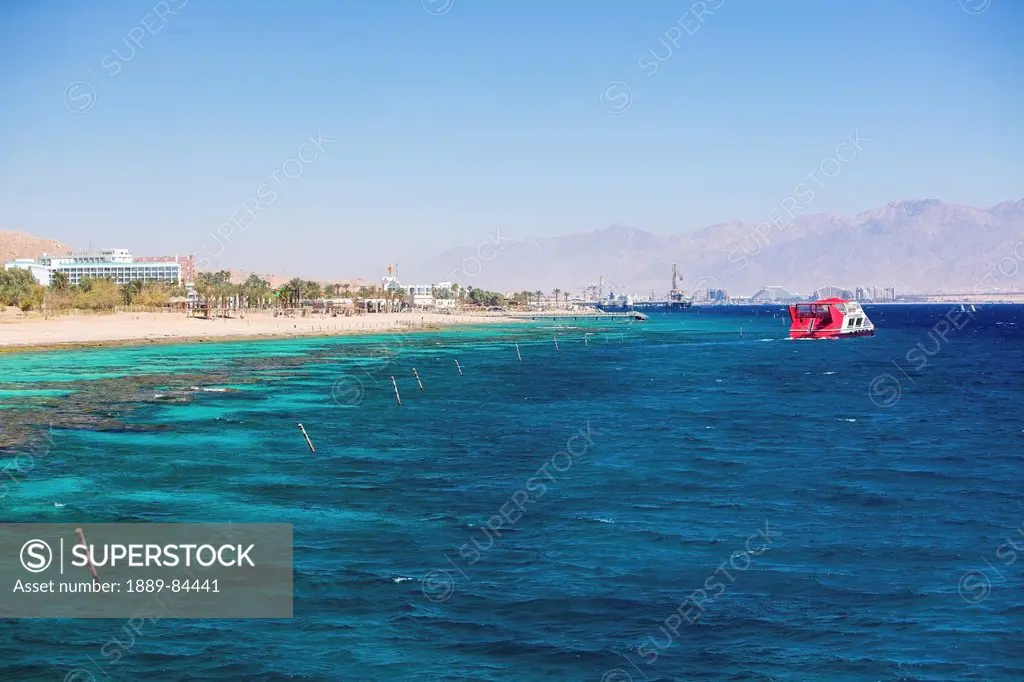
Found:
[4,250,183,287]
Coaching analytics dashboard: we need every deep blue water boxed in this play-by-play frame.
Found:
[1,304,1023,681]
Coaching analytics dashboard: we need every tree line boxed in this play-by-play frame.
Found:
[1,265,575,314]
[0,268,187,313]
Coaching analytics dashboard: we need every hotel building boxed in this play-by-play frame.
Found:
[3,249,185,287]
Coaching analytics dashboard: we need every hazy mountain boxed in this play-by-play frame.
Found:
[6,198,1022,296]
[409,199,1024,296]
[0,230,71,262]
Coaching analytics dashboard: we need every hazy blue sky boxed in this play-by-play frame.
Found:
[1,0,1021,279]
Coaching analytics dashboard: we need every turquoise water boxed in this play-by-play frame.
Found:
[1,307,1023,681]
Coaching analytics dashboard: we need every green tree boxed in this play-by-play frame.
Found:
[0,268,46,310]
[242,274,270,309]
[303,280,323,301]
[72,278,119,310]
[50,271,70,291]
[121,279,144,305]
[284,278,304,306]
[194,272,217,318]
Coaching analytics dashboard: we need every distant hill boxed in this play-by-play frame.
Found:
[409,199,1024,296]
[0,235,372,289]
[0,230,72,262]
[8,198,1023,296]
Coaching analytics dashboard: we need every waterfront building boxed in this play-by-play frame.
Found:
[3,249,183,287]
[692,288,729,304]
[751,285,796,302]
[811,285,855,300]
[405,284,434,309]
[2,259,50,285]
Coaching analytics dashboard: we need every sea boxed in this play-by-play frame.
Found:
[1,304,1022,681]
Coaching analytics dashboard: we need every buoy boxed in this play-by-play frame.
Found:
[75,528,100,584]
[391,376,402,406]
[413,368,424,392]
[515,343,522,362]
[297,423,315,454]
[455,359,463,376]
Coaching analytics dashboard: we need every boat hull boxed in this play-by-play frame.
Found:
[789,327,875,339]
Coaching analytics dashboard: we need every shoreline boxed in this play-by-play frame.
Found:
[0,310,526,355]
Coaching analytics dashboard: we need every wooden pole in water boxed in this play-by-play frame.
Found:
[391,376,402,406]
[584,334,589,346]
[74,527,100,584]
[515,343,522,362]
[553,336,560,351]
[413,367,424,392]
[455,359,463,376]
[297,423,315,454]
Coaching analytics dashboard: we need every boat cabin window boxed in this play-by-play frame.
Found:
[795,304,830,319]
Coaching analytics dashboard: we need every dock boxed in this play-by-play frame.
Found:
[507,312,646,322]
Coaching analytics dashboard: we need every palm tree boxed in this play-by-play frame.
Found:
[50,271,70,291]
[535,290,543,306]
[273,285,288,308]
[242,274,270,309]
[194,272,216,318]
[217,281,239,317]
[121,279,144,306]
[553,288,561,308]
[285,278,304,307]
[303,281,323,302]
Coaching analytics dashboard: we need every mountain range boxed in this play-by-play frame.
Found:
[4,198,1022,296]
[408,199,1024,296]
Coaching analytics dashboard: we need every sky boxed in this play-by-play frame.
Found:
[0,0,1021,280]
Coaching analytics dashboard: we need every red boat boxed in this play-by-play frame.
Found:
[787,297,875,339]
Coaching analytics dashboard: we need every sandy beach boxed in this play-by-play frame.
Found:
[0,309,518,352]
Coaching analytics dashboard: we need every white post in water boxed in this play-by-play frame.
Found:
[515,343,522,362]
[75,528,100,584]
[455,359,463,376]
[297,423,315,454]
[584,334,589,347]
[391,376,402,406]
[413,367,424,392]
[553,336,560,352]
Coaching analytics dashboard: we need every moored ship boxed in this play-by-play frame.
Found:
[788,297,875,339]
[589,263,694,313]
